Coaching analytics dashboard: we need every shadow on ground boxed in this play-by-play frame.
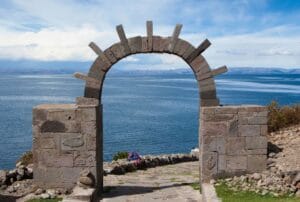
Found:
[0,194,18,202]
[101,182,197,199]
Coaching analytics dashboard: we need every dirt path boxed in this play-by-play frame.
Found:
[100,161,201,202]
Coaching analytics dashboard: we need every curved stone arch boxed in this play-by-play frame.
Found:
[75,21,227,106]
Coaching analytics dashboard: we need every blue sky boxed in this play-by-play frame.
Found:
[0,0,300,69]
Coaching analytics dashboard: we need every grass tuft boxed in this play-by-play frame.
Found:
[215,182,299,202]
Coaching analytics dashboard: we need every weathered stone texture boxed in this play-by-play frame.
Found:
[200,105,268,183]
[32,103,102,190]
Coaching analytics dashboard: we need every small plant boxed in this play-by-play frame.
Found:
[112,151,128,161]
[267,101,300,132]
[17,151,33,166]
[189,182,201,191]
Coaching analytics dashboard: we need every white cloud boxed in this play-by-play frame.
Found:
[0,0,299,69]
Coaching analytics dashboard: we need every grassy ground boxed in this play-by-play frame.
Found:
[26,198,62,202]
[215,183,300,202]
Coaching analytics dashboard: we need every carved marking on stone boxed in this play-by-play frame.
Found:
[62,137,84,148]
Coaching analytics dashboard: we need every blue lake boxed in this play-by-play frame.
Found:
[0,71,299,169]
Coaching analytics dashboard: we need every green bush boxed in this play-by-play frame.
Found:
[17,151,33,166]
[268,101,300,132]
[113,151,128,161]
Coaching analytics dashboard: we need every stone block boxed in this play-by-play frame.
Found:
[226,137,246,155]
[239,125,261,136]
[238,106,266,113]
[202,136,225,154]
[109,43,126,59]
[76,97,99,106]
[128,36,142,53]
[40,120,66,133]
[73,151,96,167]
[183,45,196,60]
[199,90,217,99]
[152,36,162,52]
[79,107,97,121]
[201,107,216,114]
[260,125,268,136]
[202,113,235,122]
[90,57,111,72]
[39,138,56,149]
[84,86,100,99]
[81,121,97,137]
[32,108,47,125]
[38,149,73,167]
[199,77,215,87]
[201,122,228,136]
[247,116,268,125]
[245,136,267,149]
[200,83,216,93]
[215,107,238,114]
[86,135,97,151]
[34,167,89,189]
[104,48,117,64]
[61,133,85,151]
[196,71,212,81]
[201,152,218,182]
[246,149,267,155]
[201,99,219,107]
[189,55,205,73]
[218,155,226,171]
[247,155,266,172]
[47,110,77,121]
[174,39,193,57]
[226,155,247,170]
[141,37,148,52]
[65,121,81,133]
[228,118,239,136]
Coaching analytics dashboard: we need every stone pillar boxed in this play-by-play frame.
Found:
[199,105,268,183]
[32,97,102,190]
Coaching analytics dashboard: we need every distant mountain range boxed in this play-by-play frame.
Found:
[0,59,299,74]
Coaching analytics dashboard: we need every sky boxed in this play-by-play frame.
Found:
[0,0,300,70]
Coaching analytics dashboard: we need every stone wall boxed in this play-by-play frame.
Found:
[200,105,268,182]
[32,97,102,191]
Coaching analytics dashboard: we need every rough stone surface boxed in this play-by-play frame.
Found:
[101,161,201,201]
[200,105,268,182]
[32,104,102,190]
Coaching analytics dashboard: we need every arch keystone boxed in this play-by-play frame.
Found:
[116,24,131,54]
[186,39,211,63]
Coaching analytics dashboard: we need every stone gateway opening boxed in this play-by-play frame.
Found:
[31,21,268,200]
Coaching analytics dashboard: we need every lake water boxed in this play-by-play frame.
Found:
[0,71,299,169]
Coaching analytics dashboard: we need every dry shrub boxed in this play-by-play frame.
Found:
[17,151,33,166]
[268,101,300,132]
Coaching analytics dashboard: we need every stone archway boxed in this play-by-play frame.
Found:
[73,20,228,193]
[32,21,268,200]
[75,21,227,106]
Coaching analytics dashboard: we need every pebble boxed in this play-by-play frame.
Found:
[40,193,50,199]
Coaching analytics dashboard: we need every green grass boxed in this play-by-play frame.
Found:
[26,198,62,202]
[215,183,300,202]
[189,182,201,192]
